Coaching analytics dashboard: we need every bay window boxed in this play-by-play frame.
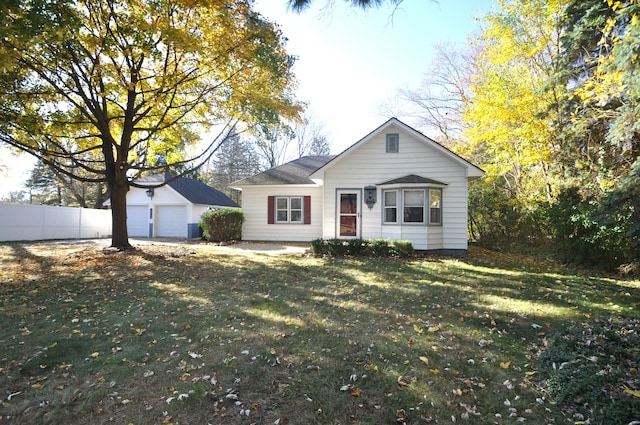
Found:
[381,188,442,225]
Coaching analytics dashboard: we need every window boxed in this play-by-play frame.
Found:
[383,190,398,223]
[429,189,442,224]
[275,196,303,223]
[386,133,399,153]
[403,189,425,223]
[381,188,442,225]
[290,197,302,222]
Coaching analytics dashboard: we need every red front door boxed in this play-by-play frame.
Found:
[338,191,359,238]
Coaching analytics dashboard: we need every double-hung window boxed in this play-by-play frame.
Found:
[383,190,398,223]
[276,196,303,223]
[429,189,442,225]
[403,189,425,223]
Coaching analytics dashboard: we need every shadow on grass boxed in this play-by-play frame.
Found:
[0,243,637,424]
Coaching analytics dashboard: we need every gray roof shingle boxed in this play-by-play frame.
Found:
[232,155,335,186]
[378,174,448,186]
[138,173,239,207]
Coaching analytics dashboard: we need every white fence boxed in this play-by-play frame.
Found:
[0,203,112,242]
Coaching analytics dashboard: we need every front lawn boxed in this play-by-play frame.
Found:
[0,242,638,424]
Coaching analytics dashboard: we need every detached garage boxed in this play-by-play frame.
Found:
[126,173,239,238]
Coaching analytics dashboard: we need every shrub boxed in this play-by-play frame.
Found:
[369,239,391,257]
[309,238,414,258]
[310,238,327,256]
[199,208,243,242]
[543,184,640,270]
[536,316,640,425]
[391,240,414,258]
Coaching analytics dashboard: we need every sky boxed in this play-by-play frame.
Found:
[254,0,490,151]
[0,0,491,199]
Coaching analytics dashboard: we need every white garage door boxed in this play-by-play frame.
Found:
[127,205,149,237]
[157,205,187,238]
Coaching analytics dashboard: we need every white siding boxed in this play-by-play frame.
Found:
[320,123,470,251]
[240,185,323,242]
[192,205,210,223]
[127,186,192,238]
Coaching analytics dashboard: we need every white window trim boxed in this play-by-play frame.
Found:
[275,196,303,224]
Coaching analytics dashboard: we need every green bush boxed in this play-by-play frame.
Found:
[543,182,640,270]
[391,240,414,258]
[199,208,243,242]
[369,239,391,257]
[310,238,326,255]
[536,316,640,424]
[309,238,414,258]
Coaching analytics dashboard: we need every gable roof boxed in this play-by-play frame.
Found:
[310,118,484,179]
[137,173,239,207]
[378,174,448,186]
[232,155,335,186]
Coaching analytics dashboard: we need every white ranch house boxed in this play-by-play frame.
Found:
[232,118,484,253]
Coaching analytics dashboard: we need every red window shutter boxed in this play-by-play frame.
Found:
[303,196,311,225]
[268,196,275,224]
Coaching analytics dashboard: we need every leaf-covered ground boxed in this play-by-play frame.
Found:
[0,241,638,425]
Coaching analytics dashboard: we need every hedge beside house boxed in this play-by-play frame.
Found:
[199,208,243,242]
[310,238,413,258]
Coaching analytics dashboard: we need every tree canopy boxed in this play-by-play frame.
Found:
[394,0,639,268]
[0,0,302,248]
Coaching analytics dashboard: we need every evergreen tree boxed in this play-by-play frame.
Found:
[203,132,262,204]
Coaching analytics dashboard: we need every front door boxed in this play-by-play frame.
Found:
[337,190,360,238]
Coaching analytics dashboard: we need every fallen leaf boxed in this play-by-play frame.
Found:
[624,385,640,399]
[500,361,511,369]
[396,408,409,423]
[419,356,429,366]
[429,368,440,375]
[350,387,361,397]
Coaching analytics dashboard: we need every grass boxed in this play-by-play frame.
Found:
[0,241,638,425]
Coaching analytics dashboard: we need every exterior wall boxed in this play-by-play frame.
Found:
[127,188,235,239]
[240,185,323,242]
[127,186,191,238]
[0,202,112,241]
[320,123,470,251]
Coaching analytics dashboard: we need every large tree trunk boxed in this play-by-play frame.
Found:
[110,167,132,249]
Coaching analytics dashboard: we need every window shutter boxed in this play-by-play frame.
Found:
[303,196,311,224]
[267,196,275,224]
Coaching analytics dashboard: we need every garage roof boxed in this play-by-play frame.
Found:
[137,173,239,207]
